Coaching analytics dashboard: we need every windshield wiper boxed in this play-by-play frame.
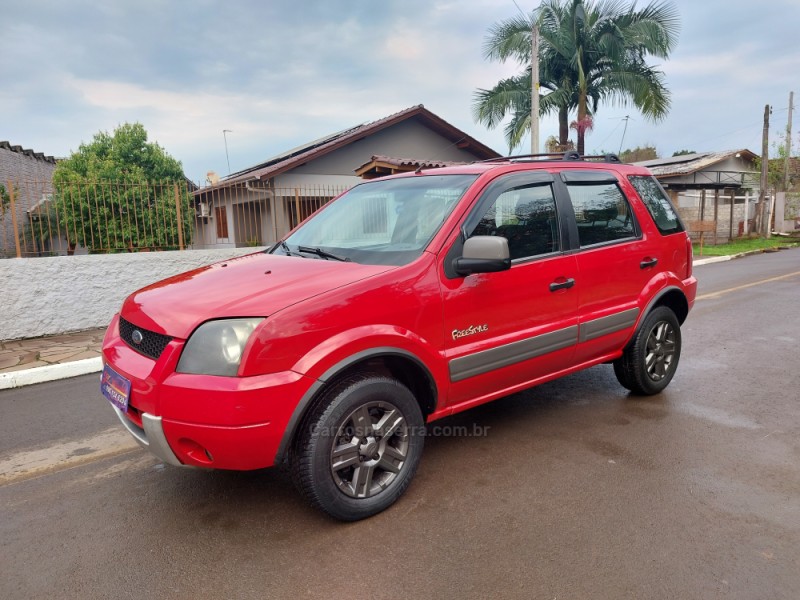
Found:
[276,241,303,258]
[297,245,350,262]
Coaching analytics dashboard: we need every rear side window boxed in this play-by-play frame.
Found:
[566,183,638,247]
[628,175,684,235]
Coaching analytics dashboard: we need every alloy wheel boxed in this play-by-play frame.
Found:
[329,401,410,499]
[645,321,677,382]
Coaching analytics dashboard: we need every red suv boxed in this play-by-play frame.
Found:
[101,153,696,520]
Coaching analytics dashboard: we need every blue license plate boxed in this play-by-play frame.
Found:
[100,364,131,412]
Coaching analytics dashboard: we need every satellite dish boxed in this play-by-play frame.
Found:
[206,171,220,185]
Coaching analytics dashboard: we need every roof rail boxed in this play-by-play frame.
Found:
[477,151,624,164]
[582,153,622,163]
[478,152,566,163]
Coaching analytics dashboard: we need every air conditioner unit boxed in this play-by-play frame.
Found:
[198,202,210,218]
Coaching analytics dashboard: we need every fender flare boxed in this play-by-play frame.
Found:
[629,285,688,344]
[274,346,437,464]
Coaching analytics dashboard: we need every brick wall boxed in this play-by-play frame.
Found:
[675,192,757,243]
[677,205,751,242]
[0,143,57,257]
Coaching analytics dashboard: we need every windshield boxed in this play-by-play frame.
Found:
[271,174,478,265]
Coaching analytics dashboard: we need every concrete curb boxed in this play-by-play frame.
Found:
[693,247,794,267]
[693,255,732,266]
[0,357,103,390]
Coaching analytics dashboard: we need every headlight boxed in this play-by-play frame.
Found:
[177,318,264,376]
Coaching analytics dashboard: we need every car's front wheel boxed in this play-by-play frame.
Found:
[613,306,682,395]
[290,374,425,521]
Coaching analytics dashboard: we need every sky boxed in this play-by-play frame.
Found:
[3,0,799,183]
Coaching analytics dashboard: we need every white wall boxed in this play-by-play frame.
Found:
[0,248,264,340]
[776,192,800,233]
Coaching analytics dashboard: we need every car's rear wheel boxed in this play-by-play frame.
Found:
[290,374,424,521]
[613,306,682,395]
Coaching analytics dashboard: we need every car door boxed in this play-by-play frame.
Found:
[439,171,579,411]
[558,170,664,363]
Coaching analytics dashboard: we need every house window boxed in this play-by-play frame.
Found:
[362,196,388,234]
[215,206,229,239]
[289,195,335,229]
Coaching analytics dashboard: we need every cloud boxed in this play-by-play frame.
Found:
[4,0,800,176]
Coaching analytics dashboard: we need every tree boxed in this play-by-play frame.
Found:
[474,0,680,154]
[52,123,193,253]
[0,183,12,215]
[545,135,574,153]
[620,146,658,163]
[473,64,576,152]
[475,16,579,152]
[672,149,696,156]
[760,151,791,192]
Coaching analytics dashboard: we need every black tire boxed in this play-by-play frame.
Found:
[613,306,682,395]
[290,374,425,521]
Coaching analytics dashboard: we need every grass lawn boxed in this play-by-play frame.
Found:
[693,236,800,257]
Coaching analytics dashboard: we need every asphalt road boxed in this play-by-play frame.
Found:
[2,249,799,599]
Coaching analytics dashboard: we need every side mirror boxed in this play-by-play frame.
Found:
[453,236,511,276]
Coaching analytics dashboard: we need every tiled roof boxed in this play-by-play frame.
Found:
[213,105,499,187]
[634,149,757,178]
[354,154,469,179]
[0,141,57,164]
[357,155,467,171]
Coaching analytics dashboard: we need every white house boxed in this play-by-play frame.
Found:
[190,105,500,249]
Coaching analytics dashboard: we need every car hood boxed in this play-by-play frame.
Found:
[120,252,393,339]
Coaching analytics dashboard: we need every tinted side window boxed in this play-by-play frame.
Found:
[566,183,638,247]
[471,184,559,260]
[628,175,684,234]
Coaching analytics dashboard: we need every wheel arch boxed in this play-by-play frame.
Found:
[628,286,689,348]
[275,348,438,464]
[648,286,689,325]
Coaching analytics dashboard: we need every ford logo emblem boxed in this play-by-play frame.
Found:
[131,330,144,345]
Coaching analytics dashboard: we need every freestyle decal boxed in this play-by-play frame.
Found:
[452,324,489,340]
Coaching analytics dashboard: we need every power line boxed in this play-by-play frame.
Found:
[683,107,789,149]
[596,118,624,149]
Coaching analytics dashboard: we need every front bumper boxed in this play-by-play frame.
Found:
[102,315,315,470]
[109,400,286,469]
[111,405,182,466]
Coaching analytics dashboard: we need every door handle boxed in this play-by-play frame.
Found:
[640,257,658,269]
[549,278,575,292]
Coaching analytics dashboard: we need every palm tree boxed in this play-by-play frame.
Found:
[474,13,577,152]
[473,0,680,154]
[473,64,575,152]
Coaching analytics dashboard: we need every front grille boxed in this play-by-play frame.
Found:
[119,317,173,361]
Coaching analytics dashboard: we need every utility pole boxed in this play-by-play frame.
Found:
[618,116,631,155]
[758,105,770,237]
[223,129,232,175]
[784,91,793,192]
[530,21,540,155]
[512,1,540,154]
